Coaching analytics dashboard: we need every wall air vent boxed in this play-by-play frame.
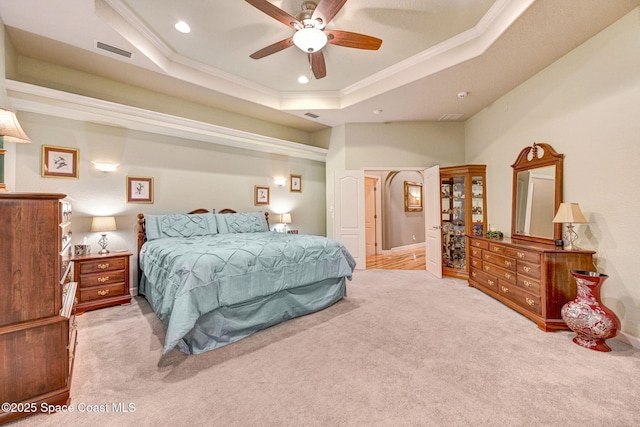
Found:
[439,113,464,121]
[304,112,320,119]
[95,41,133,59]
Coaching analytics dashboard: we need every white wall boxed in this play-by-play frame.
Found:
[465,8,640,341]
[13,112,327,292]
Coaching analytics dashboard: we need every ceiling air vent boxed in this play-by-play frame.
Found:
[95,41,133,59]
[439,113,464,121]
[304,112,319,119]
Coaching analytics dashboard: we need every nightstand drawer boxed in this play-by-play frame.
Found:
[79,270,126,287]
[79,257,127,274]
[80,283,125,302]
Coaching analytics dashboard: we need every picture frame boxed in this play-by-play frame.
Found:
[404,181,423,212]
[255,185,270,205]
[127,176,154,203]
[42,145,79,179]
[290,174,302,192]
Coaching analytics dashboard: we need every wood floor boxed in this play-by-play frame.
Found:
[366,246,426,270]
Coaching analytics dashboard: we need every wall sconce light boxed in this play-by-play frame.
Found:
[274,177,288,188]
[552,202,588,250]
[91,216,117,254]
[92,161,119,173]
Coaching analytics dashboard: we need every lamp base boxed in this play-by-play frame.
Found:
[0,183,8,192]
[97,233,110,254]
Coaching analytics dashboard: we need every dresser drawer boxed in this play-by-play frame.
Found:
[79,257,127,274]
[488,242,507,255]
[469,268,498,292]
[505,247,540,264]
[517,275,541,294]
[470,247,483,259]
[79,283,125,302]
[498,281,541,315]
[483,262,516,284]
[469,239,489,250]
[79,270,126,288]
[517,261,541,280]
[470,257,483,269]
[483,252,516,271]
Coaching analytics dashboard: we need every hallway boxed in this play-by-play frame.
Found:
[366,246,425,270]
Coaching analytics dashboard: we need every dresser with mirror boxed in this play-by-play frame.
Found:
[468,143,595,331]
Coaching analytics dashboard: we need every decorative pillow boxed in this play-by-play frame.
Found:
[215,212,269,233]
[146,213,218,240]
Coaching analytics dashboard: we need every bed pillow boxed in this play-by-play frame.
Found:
[145,213,218,240]
[215,212,269,233]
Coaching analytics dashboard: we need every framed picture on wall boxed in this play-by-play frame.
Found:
[290,174,302,192]
[404,181,423,212]
[255,185,270,205]
[127,176,154,203]
[42,145,79,179]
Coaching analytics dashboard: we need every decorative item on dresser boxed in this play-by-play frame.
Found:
[468,236,595,331]
[0,193,77,423]
[71,252,132,315]
[440,164,487,278]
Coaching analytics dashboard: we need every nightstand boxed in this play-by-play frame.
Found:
[71,252,132,314]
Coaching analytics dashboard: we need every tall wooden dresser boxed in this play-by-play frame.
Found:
[0,193,77,424]
[468,236,595,331]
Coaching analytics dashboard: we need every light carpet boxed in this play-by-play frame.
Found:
[12,270,640,427]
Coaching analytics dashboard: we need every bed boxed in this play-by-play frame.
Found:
[136,209,356,355]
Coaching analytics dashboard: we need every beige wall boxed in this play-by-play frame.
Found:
[465,8,640,341]
[13,112,326,291]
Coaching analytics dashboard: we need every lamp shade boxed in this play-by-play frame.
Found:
[0,108,31,143]
[553,203,587,224]
[91,216,117,232]
[281,213,292,224]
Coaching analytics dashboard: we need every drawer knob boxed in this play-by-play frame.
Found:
[501,286,509,293]
[97,276,110,283]
[526,298,535,307]
[488,280,494,286]
[504,273,512,280]
[484,254,490,259]
[524,280,532,288]
[472,272,477,277]
[505,261,512,267]
[98,263,110,270]
[523,266,531,273]
[517,252,525,259]
[98,289,110,296]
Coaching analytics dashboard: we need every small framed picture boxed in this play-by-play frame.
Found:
[404,181,423,212]
[290,174,302,192]
[255,185,270,205]
[42,145,79,179]
[127,176,154,203]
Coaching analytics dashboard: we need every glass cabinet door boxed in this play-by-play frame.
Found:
[441,175,466,271]
[471,175,484,237]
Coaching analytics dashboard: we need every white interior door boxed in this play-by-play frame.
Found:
[334,170,365,270]
[424,166,443,278]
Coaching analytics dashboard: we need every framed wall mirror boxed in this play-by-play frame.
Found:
[511,142,563,245]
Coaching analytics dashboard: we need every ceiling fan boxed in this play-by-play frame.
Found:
[246,0,382,79]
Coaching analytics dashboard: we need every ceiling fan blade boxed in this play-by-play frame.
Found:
[312,0,348,26]
[325,29,382,50]
[308,51,327,79]
[245,0,301,28]
[250,38,294,59]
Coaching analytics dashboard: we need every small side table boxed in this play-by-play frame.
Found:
[71,252,132,314]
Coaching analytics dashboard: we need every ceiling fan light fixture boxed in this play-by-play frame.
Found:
[293,27,327,53]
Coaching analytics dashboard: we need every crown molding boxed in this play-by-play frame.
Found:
[6,80,328,162]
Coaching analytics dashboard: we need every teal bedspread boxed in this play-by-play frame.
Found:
[139,232,356,354]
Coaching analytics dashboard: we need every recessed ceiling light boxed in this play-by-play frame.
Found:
[175,21,191,33]
[298,75,309,84]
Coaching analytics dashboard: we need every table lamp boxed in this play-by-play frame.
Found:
[281,213,292,232]
[91,216,117,254]
[0,108,32,192]
[552,203,587,250]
